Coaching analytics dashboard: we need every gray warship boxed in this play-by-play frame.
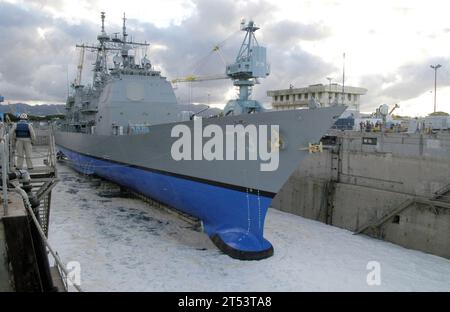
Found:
[55,13,345,260]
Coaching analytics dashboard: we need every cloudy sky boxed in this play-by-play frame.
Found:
[1,0,450,116]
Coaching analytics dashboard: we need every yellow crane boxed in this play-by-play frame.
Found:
[171,74,228,84]
[171,31,238,85]
[389,103,399,115]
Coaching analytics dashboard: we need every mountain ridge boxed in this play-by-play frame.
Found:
[0,103,223,117]
[0,103,65,116]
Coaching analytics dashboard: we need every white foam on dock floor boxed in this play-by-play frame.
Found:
[49,164,450,292]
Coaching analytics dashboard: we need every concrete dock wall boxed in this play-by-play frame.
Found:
[272,131,450,259]
[0,220,13,291]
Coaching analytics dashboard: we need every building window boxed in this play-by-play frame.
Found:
[305,93,308,100]
[286,95,290,101]
[348,94,351,101]
[280,95,284,101]
[274,95,278,101]
[298,94,301,100]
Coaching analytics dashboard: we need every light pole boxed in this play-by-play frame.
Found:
[326,77,332,105]
[430,64,442,113]
[342,52,346,106]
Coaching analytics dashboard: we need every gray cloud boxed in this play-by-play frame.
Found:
[359,57,450,110]
[121,0,335,105]
[263,20,331,45]
[4,0,435,114]
[0,1,98,102]
[0,0,337,106]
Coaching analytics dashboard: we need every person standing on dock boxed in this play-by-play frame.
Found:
[11,113,36,170]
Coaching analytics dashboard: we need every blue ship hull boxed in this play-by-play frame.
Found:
[55,106,347,260]
[58,146,274,260]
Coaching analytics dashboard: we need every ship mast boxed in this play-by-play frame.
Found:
[73,12,151,92]
[122,13,128,42]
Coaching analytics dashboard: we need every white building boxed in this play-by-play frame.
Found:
[267,83,367,111]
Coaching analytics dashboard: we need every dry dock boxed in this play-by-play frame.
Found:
[4,127,450,291]
[48,161,450,291]
[273,130,450,259]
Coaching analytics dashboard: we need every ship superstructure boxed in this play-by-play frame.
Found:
[65,12,177,136]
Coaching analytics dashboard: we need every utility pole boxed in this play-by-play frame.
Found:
[326,77,332,105]
[430,64,442,113]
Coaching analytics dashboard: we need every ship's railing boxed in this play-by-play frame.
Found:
[14,185,82,292]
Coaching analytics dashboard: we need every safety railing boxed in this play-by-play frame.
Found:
[14,186,82,292]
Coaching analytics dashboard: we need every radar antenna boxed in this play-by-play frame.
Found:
[122,13,128,42]
[101,11,106,33]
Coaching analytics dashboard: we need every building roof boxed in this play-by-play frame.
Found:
[267,83,367,96]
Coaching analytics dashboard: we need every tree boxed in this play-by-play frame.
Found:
[391,114,409,120]
[429,111,449,116]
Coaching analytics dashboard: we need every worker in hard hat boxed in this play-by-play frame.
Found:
[11,113,36,170]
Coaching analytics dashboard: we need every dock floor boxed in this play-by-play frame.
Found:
[48,162,450,291]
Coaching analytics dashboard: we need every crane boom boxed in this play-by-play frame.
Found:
[389,103,399,115]
[171,74,228,84]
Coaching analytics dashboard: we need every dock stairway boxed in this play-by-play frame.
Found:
[27,129,58,237]
[354,183,450,235]
[1,125,80,291]
[430,183,450,201]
